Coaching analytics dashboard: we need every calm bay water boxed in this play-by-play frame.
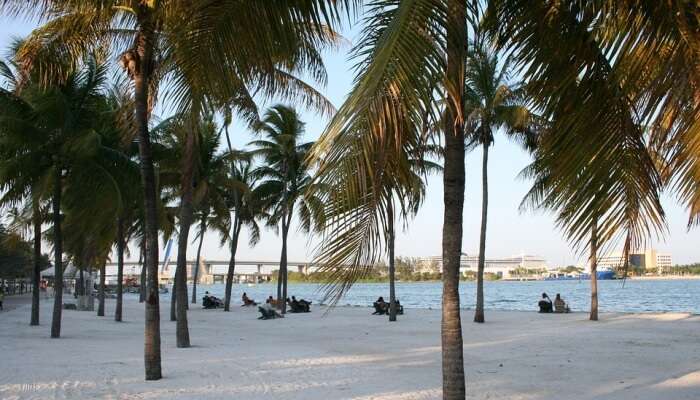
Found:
[170,279,700,314]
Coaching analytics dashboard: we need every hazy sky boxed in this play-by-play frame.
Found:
[2,15,699,266]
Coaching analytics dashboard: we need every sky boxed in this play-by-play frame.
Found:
[1,15,699,267]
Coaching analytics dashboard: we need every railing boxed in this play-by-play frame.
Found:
[0,278,33,295]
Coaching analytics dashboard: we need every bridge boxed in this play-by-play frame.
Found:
[103,259,316,284]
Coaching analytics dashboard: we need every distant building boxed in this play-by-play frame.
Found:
[597,249,672,275]
[416,254,548,279]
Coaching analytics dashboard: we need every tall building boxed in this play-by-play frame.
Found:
[597,249,672,275]
[416,254,548,278]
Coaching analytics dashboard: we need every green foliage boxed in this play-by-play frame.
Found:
[0,224,50,279]
[668,264,700,275]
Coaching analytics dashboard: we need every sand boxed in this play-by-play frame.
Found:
[0,296,698,400]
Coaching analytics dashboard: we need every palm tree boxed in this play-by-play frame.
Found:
[189,123,235,305]
[6,1,347,379]
[503,2,677,322]
[0,52,46,327]
[309,1,469,396]
[222,160,263,311]
[0,53,111,338]
[251,105,323,314]
[463,42,538,323]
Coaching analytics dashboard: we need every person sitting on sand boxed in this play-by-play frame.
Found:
[554,293,570,313]
[242,292,256,306]
[267,295,277,306]
[258,298,284,319]
[538,292,553,313]
[373,296,388,315]
[290,296,311,312]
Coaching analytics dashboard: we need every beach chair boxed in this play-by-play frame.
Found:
[258,306,284,319]
[299,300,312,312]
[372,302,388,315]
[554,301,570,313]
[538,301,553,313]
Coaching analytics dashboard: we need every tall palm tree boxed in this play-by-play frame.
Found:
[5,0,348,379]
[222,160,263,311]
[0,53,111,338]
[189,123,235,305]
[305,0,466,395]
[251,105,323,314]
[463,42,538,323]
[0,51,46,327]
[309,1,469,396]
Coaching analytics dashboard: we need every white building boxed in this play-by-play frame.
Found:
[597,249,672,274]
[416,254,548,278]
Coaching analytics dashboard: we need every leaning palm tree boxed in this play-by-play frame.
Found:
[494,2,678,322]
[251,105,323,314]
[5,0,348,379]
[463,42,538,323]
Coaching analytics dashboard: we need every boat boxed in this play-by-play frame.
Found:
[544,268,616,281]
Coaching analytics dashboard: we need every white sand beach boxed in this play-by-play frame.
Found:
[1,297,698,400]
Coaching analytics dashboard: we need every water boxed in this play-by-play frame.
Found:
[173,279,700,314]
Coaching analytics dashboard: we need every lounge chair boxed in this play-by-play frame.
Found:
[203,296,222,309]
[538,301,553,313]
[554,301,570,313]
[258,306,283,320]
[288,299,312,313]
[372,302,388,315]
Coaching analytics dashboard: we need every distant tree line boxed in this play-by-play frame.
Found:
[668,264,700,275]
[0,224,51,279]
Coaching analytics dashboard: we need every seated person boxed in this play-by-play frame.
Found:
[393,298,404,315]
[258,298,284,319]
[202,291,223,308]
[242,292,257,306]
[554,293,570,313]
[286,297,301,312]
[293,296,311,312]
[373,296,388,315]
[267,295,281,307]
[538,292,553,313]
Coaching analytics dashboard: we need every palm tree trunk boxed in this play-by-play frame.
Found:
[139,245,146,303]
[280,213,293,315]
[191,217,206,304]
[115,218,125,322]
[441,0,468,397]
[173,113,198,348]
[474,143,489,323]
[224,219,241,312]
[30,200,41,326]
[388,200,397,322]
[590,223,599,321]
[278,223,289,314]
[133,24,162,380]
[79,266,84,296]
[97,259,106,316]
[276,221,285,308]
[170,273,177,321]
[50,166,63,339]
